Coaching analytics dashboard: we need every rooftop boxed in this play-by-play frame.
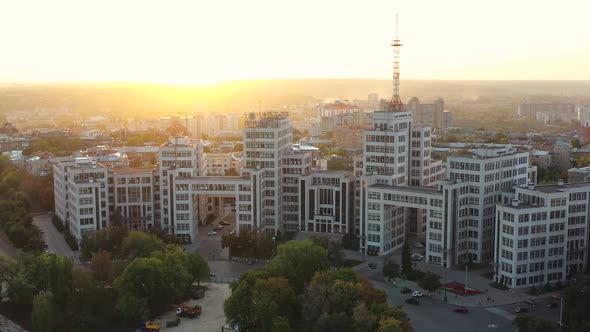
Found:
[524,181,590,193]
[369,184,441,195]
[110,168,154,175]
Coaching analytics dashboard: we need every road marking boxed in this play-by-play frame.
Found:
[485,307,515,321]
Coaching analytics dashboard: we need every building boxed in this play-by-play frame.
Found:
[568,167,590,183]
[332,125,371,151]
[205,153,242,176]
[53,157,110,241]
[551,140,572,171]
[406,97,450,128]
[110,167,156,231]
[517,103,576,119]
[494,182,589,288]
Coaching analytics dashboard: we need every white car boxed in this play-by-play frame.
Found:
[412,291,424,297]
[413,243,424,248]
[207,231,217,236]
[411,254,424,261]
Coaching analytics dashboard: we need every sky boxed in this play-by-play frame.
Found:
[0,0,589,84]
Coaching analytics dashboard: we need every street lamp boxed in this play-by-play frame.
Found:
[439,245,450,302]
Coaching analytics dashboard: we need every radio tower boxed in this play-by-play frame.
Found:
[387,14,403,112]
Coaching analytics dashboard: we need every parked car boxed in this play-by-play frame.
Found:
[207,231,217,236]
[413,243,424,248]
[525,299,536,307]
[453,307,469,313]
[220,221,230,226]
[247,260,254,265]
[401,287,412,294]
[213,225,222,231]
[550,294,561,300]
[412,291,424,297]
[216,224,224,229]
[368,263,377,269]
[514,307,528,313]
[411,254,423,261]
[547,302,558,308]
[405,298,419,305]
[229,229,236,235]
[165,318,180,328]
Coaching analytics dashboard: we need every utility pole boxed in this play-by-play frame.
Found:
[558,296,564,332]
[464,264,468,295]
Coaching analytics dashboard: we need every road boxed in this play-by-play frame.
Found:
[382,282,514,332]
[33,214,76,260]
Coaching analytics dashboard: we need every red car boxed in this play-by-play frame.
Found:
[453,307,469,313]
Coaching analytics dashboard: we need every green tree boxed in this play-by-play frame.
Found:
[121,231,164,259]
[417,272,441,292]
[352,303,377,332]
[187,252,210,286]
[314,312,352,332]
[252,278,297,332]
[401,242,412,275]
[32,291,55,332]
[382,257,400,282]
[271,317,292,332]
[267,240,329,294]
[115,257,172,315]
[115,294,150,322]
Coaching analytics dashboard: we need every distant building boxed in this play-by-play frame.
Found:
[551,141,572,171]
[517,103,576,120]
[568,167,590,183]
[205,153,242,176]
[530,150,552,169]
[406,97,450,128]
[332,125,371,151]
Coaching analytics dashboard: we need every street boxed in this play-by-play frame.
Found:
[33,214,76,260]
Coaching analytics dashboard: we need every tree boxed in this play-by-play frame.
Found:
[187,253,210,286]
[314,312,353,332]
[352,303,377,332]
[572,137,582,149]
[225,168,239,176]
[417,272,441,292]
[121,231,164,259]
[90,249,113,283]
[32,291,55,332]
[401,242,412,275]
[115,294,149,322]
[382,257,400,282]
[267,240,329,294]
[271,317,292,332]
[252,278,297,332]
[376,317,403,332]
[115,257,172,315]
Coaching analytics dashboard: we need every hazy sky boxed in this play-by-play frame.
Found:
[1,0,589,84]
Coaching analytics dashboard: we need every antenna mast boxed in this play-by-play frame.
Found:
[388,14,403,112]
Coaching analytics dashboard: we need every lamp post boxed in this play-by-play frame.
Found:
[439,245,449,302]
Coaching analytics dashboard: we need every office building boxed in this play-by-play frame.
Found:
[494,182,589,288]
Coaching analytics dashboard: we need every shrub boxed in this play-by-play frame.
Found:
[63,222,79,251]
[52,215,65,233]
[554,280,563,290]
[405,269,425,281]
[489,282,509,290]
[529,285,538,295]
[543,282,552,292]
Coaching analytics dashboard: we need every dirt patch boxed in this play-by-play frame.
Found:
[150,283,231,332]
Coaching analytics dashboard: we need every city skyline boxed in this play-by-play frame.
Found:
[1,0,589,84]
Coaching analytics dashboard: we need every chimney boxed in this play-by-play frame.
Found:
[557,179,564,186]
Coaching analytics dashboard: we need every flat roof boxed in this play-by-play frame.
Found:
[369,184,441,195]
[529,182,590,193]
[111,168,154,175]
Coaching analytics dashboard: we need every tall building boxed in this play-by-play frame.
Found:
[494,182,589,288]
[53,157,110,241]
[517,103,576,119]
[406,97,449,129]
[156,137,205,241]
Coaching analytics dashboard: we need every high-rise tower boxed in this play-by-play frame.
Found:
[387,14,403,112]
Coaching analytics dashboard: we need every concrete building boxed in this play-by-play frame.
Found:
[110,168,156,231]
[205,153,242,176]
[53,157,110,241]
[406,97,450,128]
[517,103,576,119]
[494,182,589,288]
[551,140,572,171]
[568,167,590,183]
